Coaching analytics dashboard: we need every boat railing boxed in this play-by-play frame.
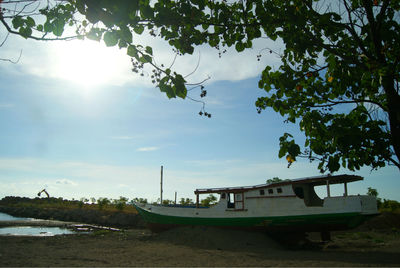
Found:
[195,183,269,194]
[152,204,209,209]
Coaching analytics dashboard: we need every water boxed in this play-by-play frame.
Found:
[0,212,31,221]
[0,212,76,236]
[0,226,75,236]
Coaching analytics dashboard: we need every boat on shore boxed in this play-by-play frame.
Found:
[133,174,378,235]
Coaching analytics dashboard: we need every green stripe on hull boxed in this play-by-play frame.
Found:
[135,205,374,232]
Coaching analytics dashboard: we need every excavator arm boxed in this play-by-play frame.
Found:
[37,189,50,198]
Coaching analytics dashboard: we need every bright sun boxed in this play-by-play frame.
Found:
[52,40,129,90]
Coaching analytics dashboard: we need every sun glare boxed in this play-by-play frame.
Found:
[52,40,129,91]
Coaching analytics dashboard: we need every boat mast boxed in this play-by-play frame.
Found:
[160,165,163,205]
[174,191,177,205]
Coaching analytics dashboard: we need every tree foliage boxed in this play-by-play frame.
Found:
[97,197,110,210]
[1,0,399,173]
[367,187,379,197]
[366,187,400,211]
[132,197,148,204]
[179,197,194,205]
[113,196,129,211]
[266,177,291,184]
[200,194,217,207]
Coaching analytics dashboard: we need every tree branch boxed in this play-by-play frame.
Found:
[342,0,373,59]
[311,98,386,111]
[388,156,400,170]
[0,49,22,63]
[361,0,384,63]
[0,17,78,41]
[376,0,390,33]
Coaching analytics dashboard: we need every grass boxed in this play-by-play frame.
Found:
[335,230,400,246]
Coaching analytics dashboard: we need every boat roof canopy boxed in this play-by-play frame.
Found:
[194,174,363,195]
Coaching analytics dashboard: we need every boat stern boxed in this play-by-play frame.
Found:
[360,195,379,215]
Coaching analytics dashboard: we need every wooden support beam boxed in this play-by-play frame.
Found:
[326,180,331,197]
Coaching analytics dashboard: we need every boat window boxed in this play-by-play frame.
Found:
[235,193,244,210]
[277,188,283,194]
[259,189,265,195]
[268,189,273,194]
[221,193,226,199]
[292,184,323,207]
[227,193,235,208]
[294,187,304,199]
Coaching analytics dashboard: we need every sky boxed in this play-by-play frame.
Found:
[0,25,399,203]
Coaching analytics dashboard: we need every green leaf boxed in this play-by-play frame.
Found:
[133,25,144,34]
[120,27,133,43]
[87,28,103,41]
[19,27,32,38]
[12,16,23,29]
[173,74,187,99]
[159,78,176,99]
[278,146,286,158]
[235,42,245,52]
[43,21,53,33]
[127,45,138,58]
[26,17,36,27]
[139,54,152,63]
[52,19,64,36]
[140,5,153,18]
[104,31,118,47]
[53,25,64,37]
[145,46,153,55]
[288,142,300,157]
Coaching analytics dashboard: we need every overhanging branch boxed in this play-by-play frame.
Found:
[311,98,386,111]
[0,17,78,41]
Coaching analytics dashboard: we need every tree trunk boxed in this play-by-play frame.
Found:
[383,75,400,169]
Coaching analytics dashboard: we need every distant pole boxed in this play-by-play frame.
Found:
[160,165,163,205]
[174,191,177,205]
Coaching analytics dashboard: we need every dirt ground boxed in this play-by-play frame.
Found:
[1,225,400,267]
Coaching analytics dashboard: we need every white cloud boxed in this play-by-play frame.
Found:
[55,178,77,186]
[136,146,159,152]
[45,40,136,87]
[1,25,283,90]
[0,31,139,88]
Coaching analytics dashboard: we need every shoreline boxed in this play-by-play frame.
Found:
[0,219,75,228]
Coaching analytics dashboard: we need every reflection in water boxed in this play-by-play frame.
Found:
[0,212,77,236]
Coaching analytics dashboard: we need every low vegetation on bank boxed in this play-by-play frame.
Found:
[366,188,400,213]
[0,193,219,212]
[0,196,146,228]
[0,196,137,214]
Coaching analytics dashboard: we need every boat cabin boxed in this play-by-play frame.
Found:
[194,174,363,210]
